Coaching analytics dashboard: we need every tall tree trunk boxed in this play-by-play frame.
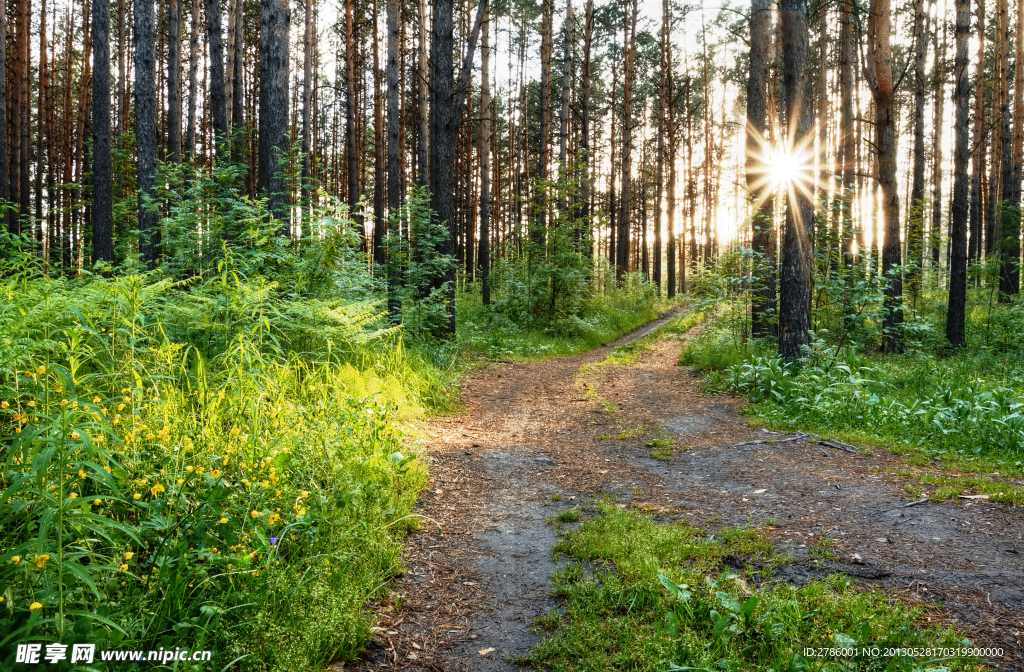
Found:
[748,0,775,338]
[1010,0,1024,286]
[386,0,402,316]
[778,0,814,359]
[19,0,30,232]
[186,0,201,160]
[34,0,47,244]
[300,0,314,198]
[93,0,114,262]
[968,0,985,264]
[536,0,553,246]
[996,0,1017,296]
[666,8,677,297]
[372,0,385,263]
[417,0,429,187]
[930,15,946,280]
[259,0,291,224]
[0,4,9,232]
[346,0,361,238]
[208,0,228,157]
[617,0,636,280]
[907,0,929,297]
[866,0,904,351]
[558,0,571,182]
[654,0,666,294]
[231,0,245,162]
[9,0,23,236]
[839,0,856,261]
[580,0,593,256]
[429,0,456,332]
[479,0,492,304]
[946,0,970,347]
[167,0,183,163]
[136,0,159,267]
[987,0,1005,258]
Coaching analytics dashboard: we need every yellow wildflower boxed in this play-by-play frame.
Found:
[104,466,111,473]
[79,470,87,479]
[177,479,184,486]
[261,480,269,488]
[29,602,42,611]
[117,403,125,411]
[70,431,80,440]
[68,493,78,499]
[211,470,221,478]
[10,555,20,564]
[94,499,102,505]
[36,365,46,375]
[268,513,280,525]
[60,399,68,407]
[133,493,142,500]
[34,554,50,569]
[150,484,165,497]
[26,400,35,408]
[119,564,128,572]
[230,427,240,436]
[185,466,194,473]
[0,401,7,408]
[219,517,229,524]
[250,510,260,519]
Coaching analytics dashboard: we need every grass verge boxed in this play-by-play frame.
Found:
[518,504,976,672]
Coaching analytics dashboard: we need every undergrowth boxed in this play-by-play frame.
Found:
[519,504,974,671]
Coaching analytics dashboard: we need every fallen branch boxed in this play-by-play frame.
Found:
[818,439,858,454]
[902,498,930,508]
[726,432,819,449]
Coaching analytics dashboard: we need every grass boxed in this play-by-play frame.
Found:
[678,294,1024,482]
[0,267,442,671]
[518,504,976,672]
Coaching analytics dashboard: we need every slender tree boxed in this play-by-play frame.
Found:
[839,0,856,260]
[579,0,593,252]
[136,0,159,266]
[168,0,183,163]
[617,0,637,280]
[479,0,492,304]
[748,0,775,338]
[186,0,201,160]
[946,0,970,347]
[386,0,402,316]
[778,0,814,359]
[907,0,929,297]
[301,0,314,189]
[207,0,228,157]
[654,0,666,293]
[417,0,429,186]
[865,0,904,351]
[0,6,9,232]
[93,0,114,262]
[996,0,1017,296]
[429,0,457,332]
[536,0,553,244]
[259,0,291,224]
[372,0,386,265]
[968,0,985,263]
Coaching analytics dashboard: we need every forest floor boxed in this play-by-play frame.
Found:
[346,310,1024,672]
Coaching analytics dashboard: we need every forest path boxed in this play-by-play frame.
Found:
[349,310,1024,672]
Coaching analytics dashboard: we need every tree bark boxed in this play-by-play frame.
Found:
[167,0,183,163]
[479,1,492,304]
[907,0,929,296]
[417,0,429,187]
[345,0,361,236]
[580,0,593,256]
[930,16,946,279]
[536,0,553,245]
[748,0,775,338]
[865,0,904,351]
[186,0,201,160]
[778,0,814,359]
[838,0,856,262]
[372,0,386,264]
[386,0,402,316]
[654,0,666,294]
[136,0,159,267]
[93,0,114,262]
[0,5,9,233]
[259,0,291,224]
[301,0,314,191]
[617,0,637,280]
[207,0,229,157]
[429,0,456,332]
[968,0,985,264]
[946,0,970,347]
[996,0,1017,296]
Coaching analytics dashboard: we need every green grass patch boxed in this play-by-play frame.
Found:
[519,505,975,671]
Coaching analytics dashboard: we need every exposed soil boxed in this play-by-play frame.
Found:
[347,311,1024,672]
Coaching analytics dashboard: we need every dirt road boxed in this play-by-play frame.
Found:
[351,311,1024,671]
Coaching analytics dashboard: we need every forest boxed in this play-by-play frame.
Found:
[1,0,1023,666]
